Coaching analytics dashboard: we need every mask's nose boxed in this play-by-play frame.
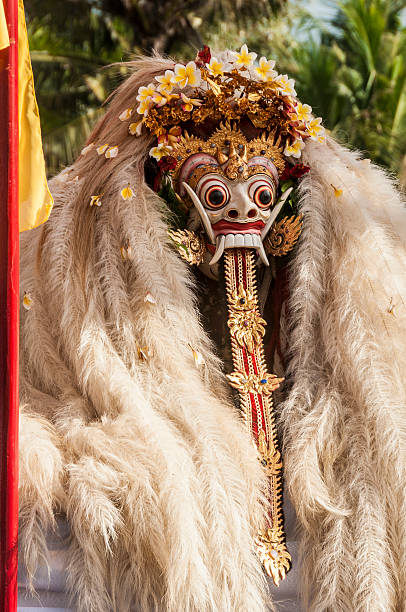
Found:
[226,192,258,220]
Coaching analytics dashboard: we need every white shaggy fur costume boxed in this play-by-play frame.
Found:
[19,56,406,611]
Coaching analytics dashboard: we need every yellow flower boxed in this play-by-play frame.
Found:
[137,345,149,360]
[232,44,257,69]
[96,144,109,155]
[180,93,202,112]
[144,292,157,304]
[189,345,205,368]
[105,146,118,159]
[23,292,33,310]
[255,57,277,82]
[292,102,312,123]
[152,91,170,107]
[81,143,94,155]
[119,108,133,121]
[172,61,201,88]
[387,297,396,316]
[136,83,156,103]
[157,126,182,147]
[129,120,143,136]
[121,244,132,260]
[331,184,343,197]
[149,143,174,160]
[284,139,304,158]
[90,195,102,207]
[156,69,175,94]
[207,57,225,77]
[168,125,182,144]
[307,117,325,142]
[136,98,152,116]
[121,185,134,200]
[275,74,297,96]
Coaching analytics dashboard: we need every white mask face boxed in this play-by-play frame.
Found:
[180,153,288,266]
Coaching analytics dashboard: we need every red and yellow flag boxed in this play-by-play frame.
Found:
[1,0,53,231]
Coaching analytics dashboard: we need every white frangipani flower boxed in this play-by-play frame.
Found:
[119,108,133,121]
[81,143,94,155]
[137,98,153,116]
[149,143,173,161]
[292,102,312,123]
[136,83,156,103]
[307,117,325,142]
[180,93,202,112]
[207,57,225,77]
[156,70,175,94]
[96,144,109,155]
[284,139,305,158]
[152,91,170,107]
[232,44,257,69]
[23,292,33,310]
[172,61,201,89]
[105,145,118,159]
[90,195,102,207]
[255,57,277,82]
[275,74,297,97]
[129,120,143,136]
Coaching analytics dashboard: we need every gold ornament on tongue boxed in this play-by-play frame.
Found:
[224,249,291,585]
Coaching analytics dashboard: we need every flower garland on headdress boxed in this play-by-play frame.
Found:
[127,44,325,167]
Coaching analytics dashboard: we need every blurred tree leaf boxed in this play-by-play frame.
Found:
[25,0,406,185]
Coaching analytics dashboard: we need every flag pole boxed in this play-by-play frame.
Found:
[0,0,20,609]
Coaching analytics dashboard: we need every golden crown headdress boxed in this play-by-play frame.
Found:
[123,45,326,177]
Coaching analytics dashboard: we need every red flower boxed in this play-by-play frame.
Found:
[281,163,310,181]
[153,156,178,191]
[195,45,211,67]
[158,156,177,172]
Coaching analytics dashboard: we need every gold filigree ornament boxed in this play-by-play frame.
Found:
[255,526,291,586]
[255,424,290,585]
[264,214,303,257]
[226,370,284,395]
[168,229,207,265]
[227,285,266,352]
[258,428,282,476]
[227,284,257,312]
[171,123,286,184]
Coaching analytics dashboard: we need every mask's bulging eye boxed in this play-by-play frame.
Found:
[249,178,276,209]
[254,186,273,207]
[206,186,228,207]
[198,177,230,209]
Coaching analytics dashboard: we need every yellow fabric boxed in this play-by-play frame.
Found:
[0,2,9,49]
[18,0,53,231]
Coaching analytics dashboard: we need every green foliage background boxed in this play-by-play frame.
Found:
[25,0,406,186]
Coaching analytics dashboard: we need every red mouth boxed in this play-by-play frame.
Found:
[211,220,265,236]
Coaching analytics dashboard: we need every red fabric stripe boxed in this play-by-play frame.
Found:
[0,1,19,610]
[250,351,265,437]
[249,392,258,437]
